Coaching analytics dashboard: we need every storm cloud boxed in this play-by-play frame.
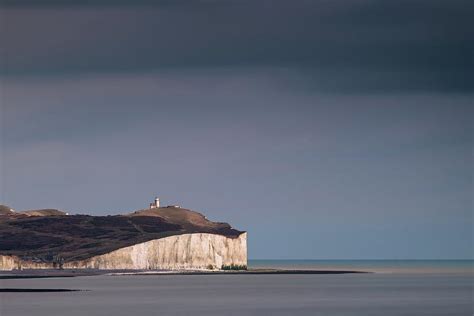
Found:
[1,0,473,92]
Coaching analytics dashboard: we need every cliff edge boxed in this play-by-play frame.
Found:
[0,204,246,270]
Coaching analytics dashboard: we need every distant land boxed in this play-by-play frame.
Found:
[0,200,247,271]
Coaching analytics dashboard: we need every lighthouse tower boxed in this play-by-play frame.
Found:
[149,197,160,209]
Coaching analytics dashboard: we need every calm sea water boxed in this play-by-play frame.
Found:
[0,260,472,316]
[249,259,474,274]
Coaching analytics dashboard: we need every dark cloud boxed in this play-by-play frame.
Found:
[0,0,219,7]
[1,0,473,92]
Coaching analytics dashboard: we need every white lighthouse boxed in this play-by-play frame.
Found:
[149,197,160,209]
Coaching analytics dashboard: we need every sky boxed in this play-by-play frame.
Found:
[0,0,472,259]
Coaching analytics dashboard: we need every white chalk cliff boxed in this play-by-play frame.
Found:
[0,232,247,270]
[0,203,247,271]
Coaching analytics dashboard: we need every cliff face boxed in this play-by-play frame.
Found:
[65,232,247,270]
[0,232,247,270]
[0,205,247,271]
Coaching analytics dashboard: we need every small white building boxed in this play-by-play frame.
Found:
[149,197,160,209]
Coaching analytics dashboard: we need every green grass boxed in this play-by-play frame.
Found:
[221,264,247,271]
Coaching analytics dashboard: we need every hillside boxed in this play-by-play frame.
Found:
[21,209,68,216]
[0,205,244,264]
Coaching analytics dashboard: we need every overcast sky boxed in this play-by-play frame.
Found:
[0,0,472,259]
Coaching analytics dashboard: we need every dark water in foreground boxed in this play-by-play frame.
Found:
[0,261,472,316]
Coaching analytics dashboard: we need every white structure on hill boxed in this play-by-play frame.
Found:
[149,197,160,209]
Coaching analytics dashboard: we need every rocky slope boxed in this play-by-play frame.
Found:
[0,205,246,270]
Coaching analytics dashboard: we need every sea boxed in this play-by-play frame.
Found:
[250,259,474,274]
[0,260,472,316]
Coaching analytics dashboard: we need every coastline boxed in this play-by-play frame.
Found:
[1,260,471,279]
[0,268,369,279]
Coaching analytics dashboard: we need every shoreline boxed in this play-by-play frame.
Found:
[108,269,371,276]
[0,269,370,279]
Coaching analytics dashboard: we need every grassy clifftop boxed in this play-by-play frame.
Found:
[0,205,244,264]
